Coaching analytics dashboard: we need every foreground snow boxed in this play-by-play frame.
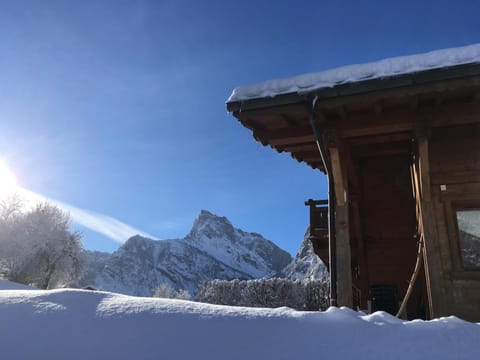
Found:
[0,280,479,360]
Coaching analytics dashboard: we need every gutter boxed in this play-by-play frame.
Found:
[308,95,338,307]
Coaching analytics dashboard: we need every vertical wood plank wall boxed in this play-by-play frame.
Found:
[428,124,480,321]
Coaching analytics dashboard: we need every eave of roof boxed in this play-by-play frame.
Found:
[226,44,480,113]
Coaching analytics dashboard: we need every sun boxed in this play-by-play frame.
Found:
[0,159,18,197]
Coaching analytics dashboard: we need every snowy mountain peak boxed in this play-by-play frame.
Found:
[188,210,235,239]
[283,227,328,281]
[199,209,225,219]
[123,235,154,248]
[185,210,292,278]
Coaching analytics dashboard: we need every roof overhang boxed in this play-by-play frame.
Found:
[227,63,480,113]
[227,52,480,174]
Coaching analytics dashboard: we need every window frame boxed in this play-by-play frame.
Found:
[451,200,480,272]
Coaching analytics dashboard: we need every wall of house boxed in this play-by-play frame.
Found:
[429,123,480,322]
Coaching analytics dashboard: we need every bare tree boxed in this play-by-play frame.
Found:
[0,194,25,274]
[0,193,24,221]
[0,201,84,289]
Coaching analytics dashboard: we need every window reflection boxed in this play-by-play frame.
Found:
[456,210,480,269]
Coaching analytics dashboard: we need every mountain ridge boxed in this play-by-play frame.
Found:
[80,210,295,296]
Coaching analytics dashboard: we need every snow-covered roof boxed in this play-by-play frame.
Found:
[227,43,480,103]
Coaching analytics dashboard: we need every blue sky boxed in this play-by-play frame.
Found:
[0,0,479,255]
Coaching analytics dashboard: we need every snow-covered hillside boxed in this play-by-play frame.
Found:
[0,279,35,290]
[1,280,478,360]
[80,210,292,296]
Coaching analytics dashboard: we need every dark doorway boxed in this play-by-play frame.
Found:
[360,155,426,319]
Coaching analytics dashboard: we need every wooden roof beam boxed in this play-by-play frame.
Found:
[279,143,317,153]
[308,161,325,169]
[241,118,266,132]
[280,114,299,127]
[428,101,480,127]
[339,119,414,138]
[235,103,308,119]
[269,134,315,146]
[294,150,324,159]
[348,132,413,146]
[353,144,412,158]
[253,126,315,146]
[247,98,479,162]
[339,101,480,138]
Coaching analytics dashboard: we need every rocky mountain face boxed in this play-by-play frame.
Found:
[282,227,328,281]
[80,210,292,296]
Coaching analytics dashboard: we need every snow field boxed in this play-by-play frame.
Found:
[0,280,479,360]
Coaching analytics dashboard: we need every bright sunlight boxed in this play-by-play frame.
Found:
[0,159,18,197]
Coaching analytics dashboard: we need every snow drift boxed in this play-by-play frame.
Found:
[1,280,479,360]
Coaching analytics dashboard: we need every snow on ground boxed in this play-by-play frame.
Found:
[0,280,479,360]
[0,279,35,290]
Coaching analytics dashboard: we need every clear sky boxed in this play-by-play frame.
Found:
[0,0,479,255]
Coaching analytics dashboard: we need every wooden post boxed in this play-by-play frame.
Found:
[414,133,445,318]
[412,119,446,318]
[325,131,353,308]
[335,203,353,307]
[351,199,369,308]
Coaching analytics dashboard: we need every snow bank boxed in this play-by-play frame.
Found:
[0,281,479,360]
[0,279,35,290]
[228,43,480,102]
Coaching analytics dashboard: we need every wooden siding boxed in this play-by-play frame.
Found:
[428,125,480,321]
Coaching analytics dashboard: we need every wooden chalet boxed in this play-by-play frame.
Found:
[226,44,480,321]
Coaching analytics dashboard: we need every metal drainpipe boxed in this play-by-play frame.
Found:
[308,96,338,307]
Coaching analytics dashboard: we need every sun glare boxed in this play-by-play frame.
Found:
[0,159,18,197]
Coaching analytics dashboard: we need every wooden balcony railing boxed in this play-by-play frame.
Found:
[305,199,329,266]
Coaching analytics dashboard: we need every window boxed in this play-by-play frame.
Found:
[456,209,480,269]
